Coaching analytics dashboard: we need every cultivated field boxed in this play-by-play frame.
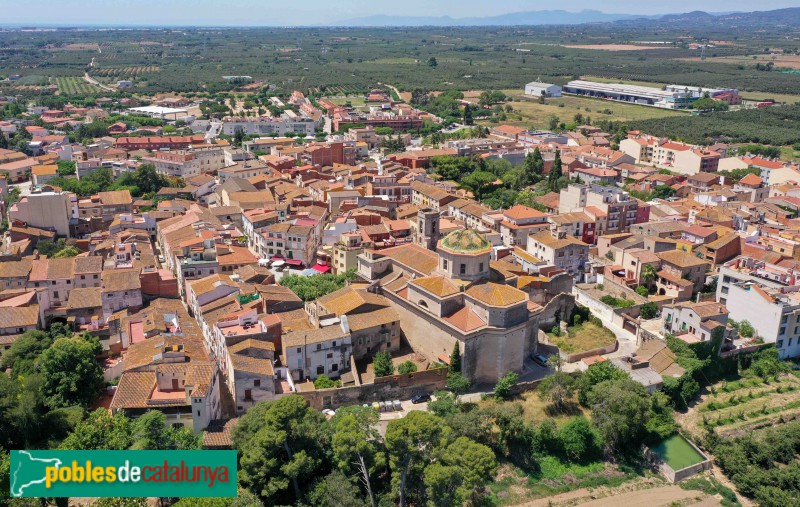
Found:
[678,373,800,440]
[681,54,800,70]
[563,44,677,51]
[468,89,683,129]
[54,76,101,95]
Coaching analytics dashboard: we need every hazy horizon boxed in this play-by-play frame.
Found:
[1,0,799,27]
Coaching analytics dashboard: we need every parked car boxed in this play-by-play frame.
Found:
[322,409,335,416]
[530,353,549,367]
[410,392,431,404]
[392,400,402,411]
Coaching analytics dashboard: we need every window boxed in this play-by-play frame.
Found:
[296,347,301,353]
[781,327,787,336]
[332,341,337,347]
[316,344,322,351]
[327,353,333,359]
[459,264,466,275]
[778,339,784,348]
[479,262,484,272]
[443,259,448,270]
[331,364,338,372]
[316,366,324,375]
[254,379,261,387]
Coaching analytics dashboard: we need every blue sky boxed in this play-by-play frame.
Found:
[2,0,798,26]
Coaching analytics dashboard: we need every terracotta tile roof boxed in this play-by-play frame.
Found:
[66,287,103,310]
[657,249,708,268]
[74,256,103,274]
[0,305,39,329]
[98,190,133,206]
[442,305,486,332]
[410,275,460,298]
[203,418,239,449]
[102,269,141,293]
[230,354,275,377]
[504,204,547,221]
[318,286,389,316]
[228,339,276,354]
[283,323,348,348]
[110,371,158,409]
[346,307,399,332]
[378,243,439,276]
[46,258,76,279]
[529,230,589,250]
[465,282,527,307]
[0,260,32,279]
[738,173,763,186]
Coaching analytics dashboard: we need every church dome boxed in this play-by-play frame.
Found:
[438,229,492,256]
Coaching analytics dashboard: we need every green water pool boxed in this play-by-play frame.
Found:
[651,434,706,470]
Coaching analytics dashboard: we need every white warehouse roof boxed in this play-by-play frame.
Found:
[128,106,188,116]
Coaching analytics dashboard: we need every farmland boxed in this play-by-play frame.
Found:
[679,373,800,440]
[473,89,684,129]
[0,23,799,96]
[54,77,102,95]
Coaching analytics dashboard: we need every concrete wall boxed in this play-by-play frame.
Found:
[298,367,447,410]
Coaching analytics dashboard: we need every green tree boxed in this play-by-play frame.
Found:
[635,285,649,298]
[329,406,384,507]
[234,396,327,506]
[641,263,658,286]
[313,375,338,389]
[424,437,496,507]
[397,361,417,375]
[558,416,600,462]
[493,371,519,400]
[538,371,575,413]
[308,470,367,507]
[589,378,652,452]
[39,336,104,409]
[56,160,76,176]
[0,330,54,375]
[463,104,473,126]
[427,57,438,68]
[640,302,659,319]
[548,149,563,193]
[446,372,470,395]
[449,343,461,374]
[53,246,82,258]
[373,351,394,377]
[738,320,755,338]
[385,411,450,507]
[60,409,133,450]
[578,361,627,406]
[130,410,200,450]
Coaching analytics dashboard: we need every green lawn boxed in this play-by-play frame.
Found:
[548,322,616,354]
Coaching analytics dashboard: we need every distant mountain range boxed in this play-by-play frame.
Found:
[331,7,800,27]
[332,9,656,27]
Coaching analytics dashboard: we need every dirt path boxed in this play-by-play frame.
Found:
[516,485,719,507]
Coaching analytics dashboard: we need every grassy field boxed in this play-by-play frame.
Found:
[328,96,367,108]
[55,76,101,95]
[547,322,617,355]
[678,373,800,440]
[475,89,684,129]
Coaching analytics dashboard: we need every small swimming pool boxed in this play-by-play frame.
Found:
[651,434,707,471]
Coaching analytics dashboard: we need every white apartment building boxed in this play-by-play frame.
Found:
[527,230,589,280]
[282,320,353,382]
[725,281,800,359]
[9,189,76,237]
[221,116,316,136]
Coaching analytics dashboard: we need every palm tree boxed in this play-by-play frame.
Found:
[641,263,658,287]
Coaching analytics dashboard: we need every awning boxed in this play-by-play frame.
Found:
[312,264,331,273]
[285,259,303,266]
[270,255,284,261]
